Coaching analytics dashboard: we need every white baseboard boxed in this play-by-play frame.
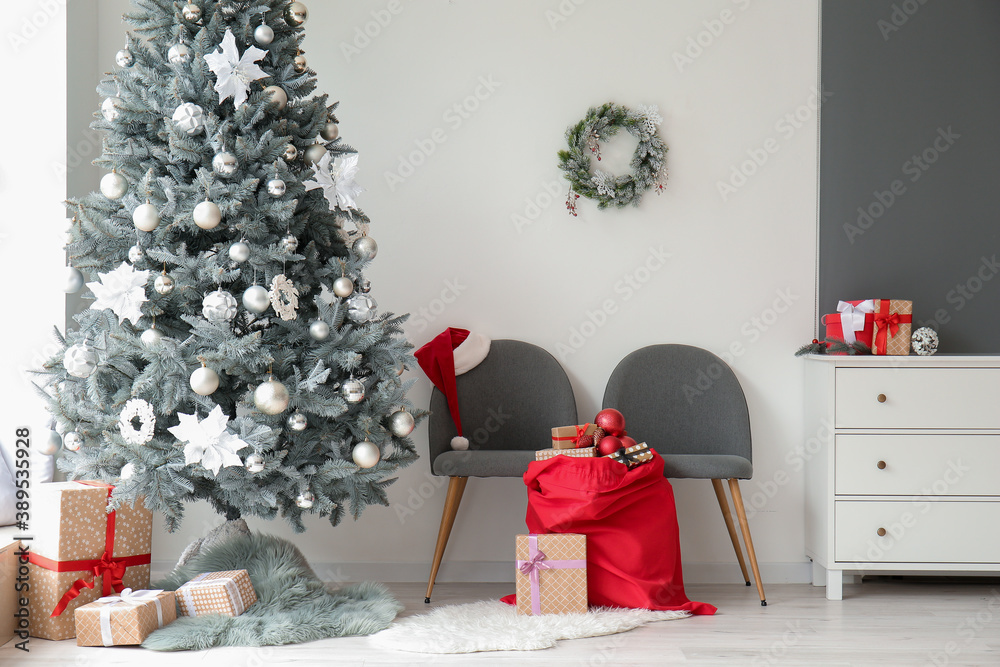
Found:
[151,560,813,585]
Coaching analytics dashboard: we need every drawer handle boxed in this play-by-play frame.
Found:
[877,527,887,537]
[877,460,887,470]
[877,393,887,403]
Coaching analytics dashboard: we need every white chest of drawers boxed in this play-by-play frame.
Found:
[804,354,1000,600]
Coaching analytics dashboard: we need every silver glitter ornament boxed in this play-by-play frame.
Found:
[352,236,378,261]
[285,2,309,25]
[332,276,354,298]
[140,326,163,347]
[39,430,62,456]
[213,151,238,177]
[389,409,415,437]
[64,343,97,378]
[280,234,298,253]
[168,43,192,64]
[182,3,202,21]
[229,241,250,262]
[351,440,380,469]
[154,273,175,295]
[245,453,265,473]
[102,96,121,122]
[296,490,314,509]
[133,203,160,232]
[100,171,128,199]
[202,290,238,322]
[309,320,330,340]
[341,377,364,404]
[172,102,205,135]
[254,24,274,46]
[64,267,85,293]
[283,144,299,161]
[115,48,134,68]
[911,327,939,356]
[190,365,220,395]
[320,122,339,141]
[128,245,143,263]
[267,178,286,197]
[193,200,222,230]
[346,294,376,323]
[293,54,308,73]
[242,285,270,313]
[254,378,290,414]
[303,143,327,166]
[286,412,308,431]
[263,85,287,111]
[63,431,83,452]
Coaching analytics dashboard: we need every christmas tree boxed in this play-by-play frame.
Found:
[39,0,421,532]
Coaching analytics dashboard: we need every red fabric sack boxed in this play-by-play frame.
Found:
[519,449,715,615]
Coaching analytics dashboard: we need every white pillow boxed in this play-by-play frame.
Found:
[0,444,16,526]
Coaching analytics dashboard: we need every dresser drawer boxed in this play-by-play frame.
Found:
[835,501,1000,563]
[835,435,1000,496]
[835,368,1000,429]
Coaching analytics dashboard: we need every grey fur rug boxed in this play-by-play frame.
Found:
[142,533,402,650]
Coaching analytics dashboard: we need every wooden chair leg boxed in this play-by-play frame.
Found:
[711,478,751,586]
[425,476,469,603]
[728,478,767,606]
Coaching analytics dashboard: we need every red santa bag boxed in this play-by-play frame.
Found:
[521,450,715,615]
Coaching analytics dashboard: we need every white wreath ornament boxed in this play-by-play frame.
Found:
[119,398,156,445]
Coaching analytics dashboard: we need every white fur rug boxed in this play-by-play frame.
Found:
[369,600,689,653]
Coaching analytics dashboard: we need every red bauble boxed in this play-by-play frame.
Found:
[620,435,637,449]
[595,408,626,436]
[597,435,623,456]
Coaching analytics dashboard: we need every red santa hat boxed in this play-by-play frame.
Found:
[415,327,491,450]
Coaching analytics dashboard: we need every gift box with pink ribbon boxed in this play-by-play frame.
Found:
[821,299,876,352]
[514,533,588,615]
[74,588,176,646]
[550,423,597,450]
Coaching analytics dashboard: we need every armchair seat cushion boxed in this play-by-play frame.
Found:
[660,454,752,480]
[432,450,538,478]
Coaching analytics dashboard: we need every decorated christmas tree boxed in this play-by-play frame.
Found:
[39,0,421,531]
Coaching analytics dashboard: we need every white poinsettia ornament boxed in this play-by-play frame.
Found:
[168,405,248,476]
[304,152,364,210]
[204,29,269,109]
[635,104,663,137]
[87,261,149,325]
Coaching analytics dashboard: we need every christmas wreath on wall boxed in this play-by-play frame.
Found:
[558,102,668,215]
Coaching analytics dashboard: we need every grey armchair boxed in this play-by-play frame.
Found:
[603,344,767,606]
[424,340,577,603]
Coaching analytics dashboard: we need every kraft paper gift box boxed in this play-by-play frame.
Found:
[74,588,176,646]
[535,446,597,462]
[1,540,23,647]
[604,442,654,468]
[550,423,597,450]
[515,533,587,616]
[872,299,913,355]
[26,481,152,640]
[176,569,257,617]
[821,299,876,353]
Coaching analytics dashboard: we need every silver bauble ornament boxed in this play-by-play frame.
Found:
[286,412,308,431]
[128,245,143,263]
[296,490,314,509]
[293,54,308,73]
[168,43,192,64]
[254,378,290,415]
[229,241,250,262]
[283,144,299,161]
[64,267,85,293]
[100,171,128,199]
[352,236,378,261]
[303,143,327,166]
[245,453,266,473]
[267,178,286,197]
[341,377,365,404]
[39,430,62,456]
[212,151,238,177]
[242,285,270,313]
[172,102,205,135]
[202,290,238,322]
[182,3,202,21]
[911,327,940,356]
[389,410,415,437]
[254,24,274,46]
[190,365,220,395]
[140,327,163,347]
[346,294,376,323]
[285,2,309,25]
[193,200,222,230]
[154,273,175,295]
[63,431,83,452]
[320,122,339,141]
[352,440,381,469]
[120,463,136,480]
[263,85,287,111]
[358,278,371,293]
[280,234,298,253]
[333,276,354,298]
[101,96,121,122]
[133,203,160,232]
[64,343,97,378]
[115,48,134,68]
[309,320,330,340]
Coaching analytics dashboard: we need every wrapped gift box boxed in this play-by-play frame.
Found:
[604,442,654,468]
[1,540,23,647]
[550,423,596,450]
[821,299,875,352]
[26,482,152,640]
[515,533,587,616]
[75,589,176,646]
[872,299,913,355]
[535,446,597,462]
[176,569,256,617]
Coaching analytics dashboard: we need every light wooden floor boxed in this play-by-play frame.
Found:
[3,579,998,666]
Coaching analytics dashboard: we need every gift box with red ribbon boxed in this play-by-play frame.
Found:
[872,299,913,355]
[550,423,597,450]
[821,299,876,353]
[26,481,152,640]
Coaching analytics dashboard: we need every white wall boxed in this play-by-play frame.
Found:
[84,0,820,584]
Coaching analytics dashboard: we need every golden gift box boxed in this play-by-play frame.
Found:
[515,533,588,616]
[550,423,597,450]
[75,588,176,646]
[535,446,597,462]
[176,569,257,617]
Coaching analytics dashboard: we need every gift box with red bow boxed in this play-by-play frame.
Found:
[514,533,588,616]
[550,423,597,450]
[26,481,152,640]
[872,299,913,355]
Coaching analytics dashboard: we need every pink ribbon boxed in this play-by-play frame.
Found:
[516,534,587,615]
